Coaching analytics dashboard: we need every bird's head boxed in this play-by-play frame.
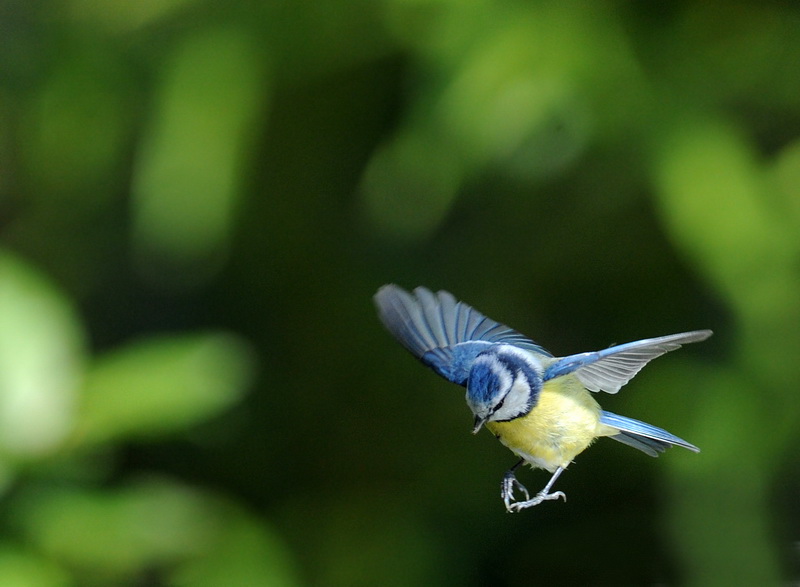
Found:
[466,346,543,433]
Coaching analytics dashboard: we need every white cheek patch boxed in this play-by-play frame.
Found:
[493,358,513,395]
[491,374,531,421]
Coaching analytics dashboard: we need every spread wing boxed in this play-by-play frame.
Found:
[543,330,712,393]
[374,285,551,386]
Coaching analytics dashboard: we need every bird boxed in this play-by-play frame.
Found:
[373,285,711,512]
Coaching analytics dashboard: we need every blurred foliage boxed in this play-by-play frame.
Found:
[1,0,799,585]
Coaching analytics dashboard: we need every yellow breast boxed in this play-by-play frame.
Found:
[486,375,604,472]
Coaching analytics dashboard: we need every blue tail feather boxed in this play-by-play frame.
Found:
[600,411,699,456]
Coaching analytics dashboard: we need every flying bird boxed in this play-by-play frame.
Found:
[374,285,711,512]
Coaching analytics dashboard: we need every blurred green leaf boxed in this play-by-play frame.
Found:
[652,117,799,586]
[131,26,269,288]
[20,45,132,199]
[662,369,782,587]
[14,479,205,575]
[361,127,463,241]
[66,0,201,33]
[0,544,69,587]
[771,138,800,226]
[0,251,85,461]
[15,479,298,585]
[437,26,587,172]
[171,503,299,587]
[653,120,795,308]
[75,333,254,445]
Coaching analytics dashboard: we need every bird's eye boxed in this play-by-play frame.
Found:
[491,396,506,416]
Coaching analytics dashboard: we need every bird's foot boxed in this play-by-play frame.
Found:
[501,471,530,511]
[505,489,566,513]
[502,465,566,512]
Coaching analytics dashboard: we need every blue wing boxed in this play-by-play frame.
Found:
[543,330,712,393]
[600,411,699,456]
[374,285,551,385]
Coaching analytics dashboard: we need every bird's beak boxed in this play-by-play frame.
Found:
[472,415,486,435]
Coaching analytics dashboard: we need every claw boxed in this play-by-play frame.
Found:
[507,490,566,512]
[500,465,567,513]
[501,471,531,511]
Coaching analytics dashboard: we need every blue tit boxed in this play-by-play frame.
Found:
[374,285,711,512]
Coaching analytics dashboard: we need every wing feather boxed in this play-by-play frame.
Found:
[543,330,712,393]
[374,285,551,385]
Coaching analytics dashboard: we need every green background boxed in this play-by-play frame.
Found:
[1,1,799,585]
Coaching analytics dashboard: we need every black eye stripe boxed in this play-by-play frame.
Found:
[491,396,506,415]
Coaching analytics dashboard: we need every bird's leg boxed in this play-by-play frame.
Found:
[501,459,530,511]
[505,466,567,513]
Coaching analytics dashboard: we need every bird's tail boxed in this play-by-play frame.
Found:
[600,411,699,457]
